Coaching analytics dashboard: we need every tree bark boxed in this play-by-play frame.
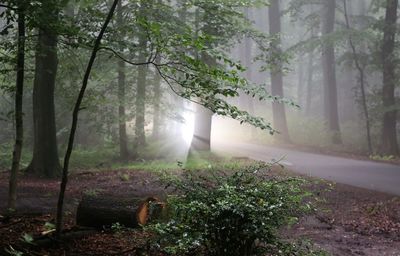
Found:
[268,0,291,143]
[116,1,129,160]
[27,24,62,177]
[305,50,314,115]
[8,6,25,210]
[76,196,163,228]
[343,0,372,154]
[134,34,148,148]
[297,55,304,108]
[381,0,399,155]
[243,8,257,139]
[190,104,213,152]
[189,10,215,153]
[320,0,342,144]
[152,56,162,140]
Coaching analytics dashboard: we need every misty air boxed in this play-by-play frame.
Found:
[0,0,399,255]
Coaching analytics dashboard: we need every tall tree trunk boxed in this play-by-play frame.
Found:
[56,0,119,237]
[305,50,314,115]
[8,6,25,210]
[116,1,129,159]
[152,56,162,140]
[190,52,215,152]
[268,0,290,143]
[297,55,304,108]
[381,0,399,155]
[134,34,148,148]
[343,0,372,154]
[321,0,342,144]
[27,10,61,177]
[189,9,215,153]
[190,104,213,152]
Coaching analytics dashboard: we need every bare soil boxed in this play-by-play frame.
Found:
[0,168,399,256]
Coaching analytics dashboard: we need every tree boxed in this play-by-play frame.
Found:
[320,0,342,144]
[56,0,278,235]
[56,0,120,237]
[152,55,162,140]
[268,0,291,143]
[305,48,314,115]
[381,0,399,155]
[116,1,129,160]
[134,31,148,149]
[343,0,372,154]
[7,1,25,210]
[27,0,62,177]
[189,8,215,153]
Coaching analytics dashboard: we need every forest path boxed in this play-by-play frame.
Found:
[214,142,400,196]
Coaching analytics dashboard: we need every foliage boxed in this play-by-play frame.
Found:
[148,163,313,256]
[111,222,124,232]
[276,239,329,256]
[20,233,34,245]
[67,146,118,169]
[0,143,31,170]
[369,154,395,161]
[4,246,24,256]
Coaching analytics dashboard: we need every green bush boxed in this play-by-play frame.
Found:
[0,143,31,170]
[148,163,313,256]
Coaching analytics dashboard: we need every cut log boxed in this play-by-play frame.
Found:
[76,196,163,228]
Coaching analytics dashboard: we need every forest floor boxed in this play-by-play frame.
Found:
[0,164,399,256]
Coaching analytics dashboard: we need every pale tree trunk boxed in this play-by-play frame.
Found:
[152,56,162,140]
[189,9,214,153]
[321,0,342,144]
[190,104,213,152]
[189,52,215,153]
[297,55,304,108]
[116,1,129,159]
[27,6,62,177]
[268,0,291,143]
[305,50,314,115]
[134,33,148,148]
[381,0,399,155]
[8,6,25,210]
[343,0,372,154]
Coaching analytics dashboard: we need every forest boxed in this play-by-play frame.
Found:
[0,0,400,255]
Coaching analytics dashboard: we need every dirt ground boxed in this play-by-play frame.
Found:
[0,168,399,256]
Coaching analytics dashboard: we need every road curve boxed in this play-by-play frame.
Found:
[213,142,400,196]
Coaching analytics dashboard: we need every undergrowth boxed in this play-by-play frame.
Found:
[147,161,325,256]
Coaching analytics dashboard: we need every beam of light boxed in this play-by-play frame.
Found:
[181,103,195,146]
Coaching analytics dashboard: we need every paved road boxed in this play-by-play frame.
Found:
[213,142,400,196]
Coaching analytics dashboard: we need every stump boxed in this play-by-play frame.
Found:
[76,196,163,228]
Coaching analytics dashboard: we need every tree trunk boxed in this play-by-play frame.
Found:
[305,50,314,115]
[117,1,129,160]
[189,11,215,153]
[297,55,304,108]
[243,8,257,139]
[268,0,291,143]
[134,34,148,148]
[27,19,61,178]
[56,0,119,237]
[190,104,213,152]
[321,0,342,144]
[76,196,163,228]
[8,7,25,210]
[152,56,162,140]
[343,0,372,154]
[381,0,399,155]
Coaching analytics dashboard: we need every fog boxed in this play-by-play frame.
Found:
[0,0,399,171]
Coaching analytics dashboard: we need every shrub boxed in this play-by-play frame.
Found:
[148,163,313,256]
